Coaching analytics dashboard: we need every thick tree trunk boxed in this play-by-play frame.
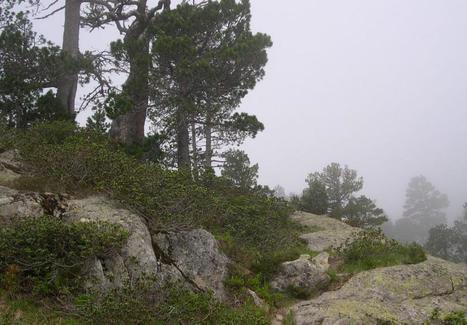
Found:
[110,23,149,145]
[176,109,190,169]
[57,0,81,118]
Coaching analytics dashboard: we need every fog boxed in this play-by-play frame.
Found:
[33,0,467,221]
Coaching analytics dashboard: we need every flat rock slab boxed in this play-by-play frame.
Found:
[292,256,467,324]
[292,211,361,252]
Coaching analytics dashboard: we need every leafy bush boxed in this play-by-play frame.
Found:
[76,284,269,325]
[336,229,427,273]
[0,216,128,295]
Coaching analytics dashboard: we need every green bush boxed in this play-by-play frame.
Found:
[336,229,427,273]
[76,284,269,325]
[0,216,128,295]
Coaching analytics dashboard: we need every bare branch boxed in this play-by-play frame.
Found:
[35,5,65,20]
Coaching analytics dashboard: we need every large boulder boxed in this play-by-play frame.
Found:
[292,256,467,324]
[63,196,165,289]
[63,196,230,299]
[0,150,24,183]
[0,186,44,224]
[292,211,361,252]
[154,229,230,300]
[271,253,331,293]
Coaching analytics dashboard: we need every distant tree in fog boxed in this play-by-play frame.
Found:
[403,175,449,225]
[273,185,286,199]
[391,175,449,244]
[425,221,467,264]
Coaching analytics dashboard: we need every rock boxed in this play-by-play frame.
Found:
[292,256,467,324]
[292,211,361,252]
[247,289,269,311]
[0,150,25,183]
[63,196,162,289]
[271,253,331,293]
[0,186,44,224]
[154,229,230,301]
[63,196,230,299]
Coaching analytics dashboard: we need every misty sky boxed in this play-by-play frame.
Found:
[33,0,467,220]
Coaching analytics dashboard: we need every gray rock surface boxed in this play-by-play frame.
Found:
[154,229,230,300]
[62,196,230,299]
[292,211,361,252]
[0,186,44,224]
[292,256,467,324]
[0,150,24,183]
[271,253,331,293]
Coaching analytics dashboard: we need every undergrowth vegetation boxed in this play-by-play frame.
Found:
[76,284,269,325]
[336,229,427,273]
[0,216,128,296]
[0,122,311,322]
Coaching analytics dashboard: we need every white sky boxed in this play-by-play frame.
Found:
[33,0,467,220]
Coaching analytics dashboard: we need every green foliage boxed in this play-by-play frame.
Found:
[8,122,303,276]
[86,109,110,135]
[342,195,388,229]
[0,289,80,324]
[221,149,259,190]
[306,163,363,219]
[76,284,269,325]
[0,216,128,295]
[429,308,467,325]
[147,0,272,166]
[300,179,329,215]
[0,11,71,128]
[336,229,427,273]
[425,221,467,264]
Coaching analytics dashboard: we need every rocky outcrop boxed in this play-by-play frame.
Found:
[154,229,230,300]
[0,186,44,224]
[0,187,230,300]
[271,253,331,293]
[0,150,24,183]
[292,211,361,252]
[292,256,467,324]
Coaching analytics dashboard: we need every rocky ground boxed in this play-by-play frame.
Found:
[283,211,467,324]
[1,150,466,324]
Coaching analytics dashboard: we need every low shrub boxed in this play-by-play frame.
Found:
[0,216,128,296]
[429,308,467,325]
[336,229,427,273]
[76,284,269,325]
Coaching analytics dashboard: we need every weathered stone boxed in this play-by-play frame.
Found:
[63,196,161,287]
[0,150,30,185]
[154,229,230,300]
[271,253,331,293]
[292,211,361,252]
[292,256,467,324]
[0,186,44,224]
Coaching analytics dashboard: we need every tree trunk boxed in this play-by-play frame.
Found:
[204,113,212,169]
[176,108,190,169]
[110,22,149,145]
[191,121,199,179]
[57,0,81,118]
